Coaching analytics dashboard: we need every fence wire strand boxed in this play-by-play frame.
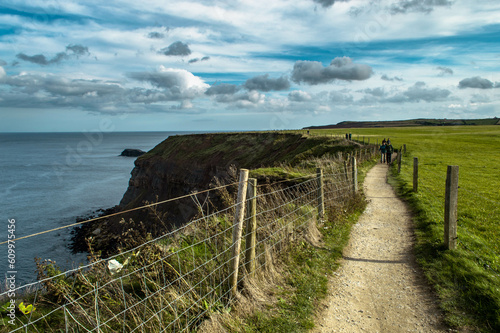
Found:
[1,152,369,333]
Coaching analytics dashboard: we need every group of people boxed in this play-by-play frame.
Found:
[379,138,394,164]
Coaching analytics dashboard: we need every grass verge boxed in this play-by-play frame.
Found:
[241,194,366,333]
[388,159,500,332]
[226,159,375,332]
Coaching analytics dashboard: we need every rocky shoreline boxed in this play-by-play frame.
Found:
[69,206,117,254]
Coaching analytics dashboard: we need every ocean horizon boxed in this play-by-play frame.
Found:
[0,131,206,285]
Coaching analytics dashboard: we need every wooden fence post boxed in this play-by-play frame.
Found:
[317,168,325,218]
[413,157,418,193]
[444,166,459,250]
[230,169,249,299]
[403,144,407,154]
[351,156,358,194]
[397,147,402,173]
[245,178,257,278]
[343,160,348,183]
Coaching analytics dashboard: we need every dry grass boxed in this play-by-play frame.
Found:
[0,149,378,332]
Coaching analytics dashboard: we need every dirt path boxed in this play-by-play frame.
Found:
[313,163,449,333]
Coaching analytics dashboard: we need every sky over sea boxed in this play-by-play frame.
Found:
[0,0,499,132]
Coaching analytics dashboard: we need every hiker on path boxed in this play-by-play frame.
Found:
[386,141,394,164]
[379,142,387,163]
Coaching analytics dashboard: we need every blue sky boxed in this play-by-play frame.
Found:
[1,0,499,132]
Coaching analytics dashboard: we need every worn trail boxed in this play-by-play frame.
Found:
[313,163,448,333]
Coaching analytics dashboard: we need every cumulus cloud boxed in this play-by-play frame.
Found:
[390,0,454,15]
[213,90,265,108]
[0,71,128,110]
[329,90,354,103]
[381,74,403,81]
[313,0,349,8]
[436,66,453,76]
[288,90,312,102]
[158,41,191,56]
[244,74,290,92]
[205,83,241,96]
[128,66,209,99]
[0,67,210,112]
[362,87,386,97]
[16,44,90,65]
[387,81,451,102]
[292,57,373,85]
[458,76,499,89]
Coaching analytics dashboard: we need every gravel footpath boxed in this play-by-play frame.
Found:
[312,162,450,333]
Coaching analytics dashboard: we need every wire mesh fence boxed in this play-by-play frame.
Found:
[0,149,376,333]
[403,154,500,279]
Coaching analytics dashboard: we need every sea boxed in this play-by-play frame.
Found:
[0,131,198,286]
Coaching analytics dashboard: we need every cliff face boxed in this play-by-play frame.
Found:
[72,132,363,255]
[118,132,359,225]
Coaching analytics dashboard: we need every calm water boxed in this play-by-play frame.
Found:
[0,131,194,285]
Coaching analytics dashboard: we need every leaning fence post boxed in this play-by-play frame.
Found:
[351,156,358,194]
[413,157,419,193]
[245,178,257,278]
[316,168,325,219]
[230,169,249,299]
[444,166,459,250]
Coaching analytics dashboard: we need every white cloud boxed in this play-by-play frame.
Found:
[128,66,209,97]
[288,90,312,102]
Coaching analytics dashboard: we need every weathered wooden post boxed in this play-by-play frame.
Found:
[230,169,249,299]
[444,166,459,250]
[351,156,358,194]
[244,178,257,278]
[413,157,418,193]
[403,144,407,154]
[317,168,325,218]
[398,147,402,173]
[343,160,349,183]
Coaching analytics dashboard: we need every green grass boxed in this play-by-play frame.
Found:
[238,156,375,333]
[244,195,366,333]
[305,126,500,332]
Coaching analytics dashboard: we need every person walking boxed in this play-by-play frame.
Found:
[379,142,386,163]
[386,141,394,164]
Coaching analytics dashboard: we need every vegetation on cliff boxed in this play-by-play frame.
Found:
[2,132,378,332]
[72,132,365,256]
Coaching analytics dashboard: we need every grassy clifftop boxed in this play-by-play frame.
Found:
[141,132,360,167]
[71,132,369,256]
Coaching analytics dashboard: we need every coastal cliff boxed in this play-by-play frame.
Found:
[73,132,364,254]
[119,132,360,211]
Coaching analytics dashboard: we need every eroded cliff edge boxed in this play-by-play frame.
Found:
[72,132,363,255]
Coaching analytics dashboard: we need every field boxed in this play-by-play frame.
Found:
[305,125,500,331]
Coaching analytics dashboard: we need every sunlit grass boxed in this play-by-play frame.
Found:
[307,125,500,331]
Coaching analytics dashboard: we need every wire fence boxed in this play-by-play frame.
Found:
[0,149,376,332]
[402,155,500,279]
